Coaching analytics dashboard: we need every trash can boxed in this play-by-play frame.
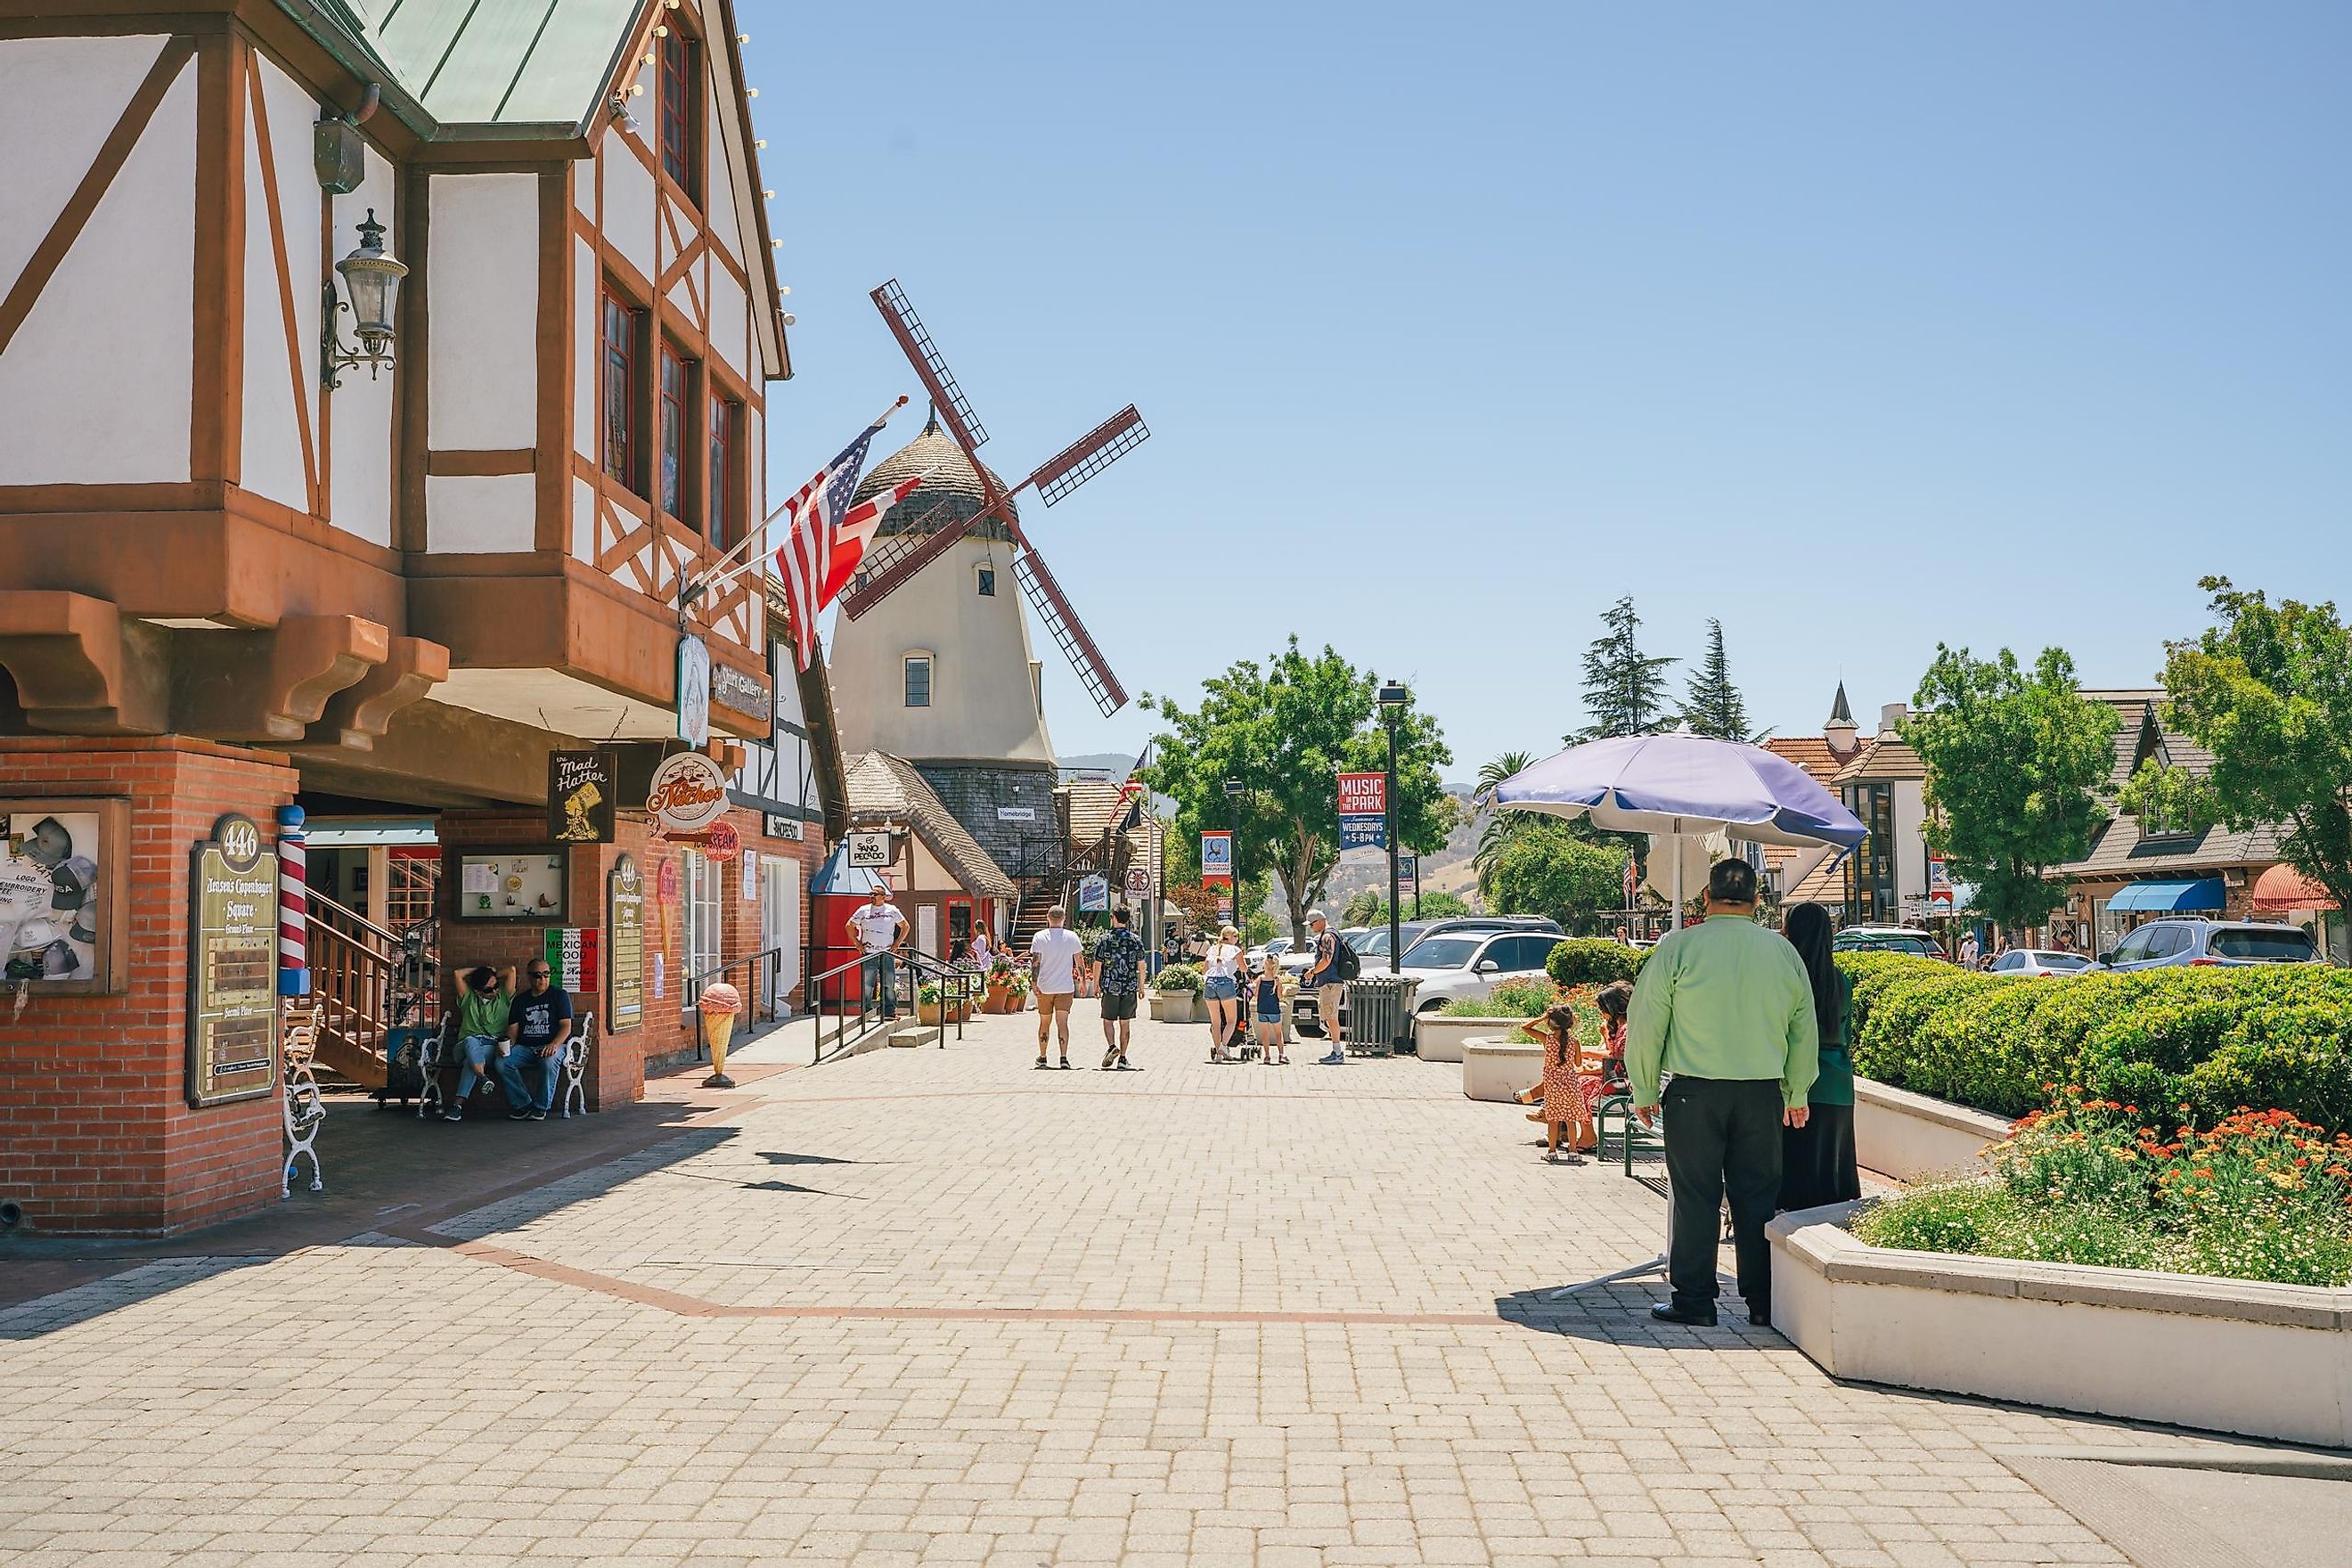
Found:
[1343,975,1421,1057]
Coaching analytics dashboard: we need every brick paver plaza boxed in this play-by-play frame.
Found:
[1,1010,2217,1566]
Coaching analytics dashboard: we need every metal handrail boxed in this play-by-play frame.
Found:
[681,944,793,1064]
[802,943,979,1063]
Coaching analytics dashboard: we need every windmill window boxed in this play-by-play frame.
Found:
[1031,660,1044,716]
[904,655,933,708]
[976,566,996,597]
[658,25,703,205]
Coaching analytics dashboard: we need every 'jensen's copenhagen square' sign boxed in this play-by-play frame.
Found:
[188,813,279,1107]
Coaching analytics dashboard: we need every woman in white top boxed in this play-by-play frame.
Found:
[968,929,993,969]
[1202,924,1245,1063]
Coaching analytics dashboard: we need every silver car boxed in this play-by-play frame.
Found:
[2096,919,2321,970]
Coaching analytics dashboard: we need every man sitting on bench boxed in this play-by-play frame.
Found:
[494,960,574,1122]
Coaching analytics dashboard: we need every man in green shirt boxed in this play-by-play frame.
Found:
[1625,857,1818,1328]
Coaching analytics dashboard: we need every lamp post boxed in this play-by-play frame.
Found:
[1376,681,1408,975]
[1221,777,1245,935]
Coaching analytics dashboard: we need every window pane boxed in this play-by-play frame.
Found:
[2212,927,2315,961]
[660,31,695,192]
[601,295,634,483]
[707,396,734,548]
[976,567,994,597]
[658,348,686,518]
[904,657,930,707]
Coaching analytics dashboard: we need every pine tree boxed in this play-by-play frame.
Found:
[1678,618,1753,740]
[1578,596,1677,740]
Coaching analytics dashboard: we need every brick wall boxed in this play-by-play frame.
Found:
[0,737,298,1235]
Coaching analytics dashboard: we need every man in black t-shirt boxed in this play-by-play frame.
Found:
[494,960,575,1121]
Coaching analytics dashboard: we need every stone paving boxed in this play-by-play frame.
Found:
[0,1009,2224,1565]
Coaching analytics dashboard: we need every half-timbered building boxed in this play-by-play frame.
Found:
[0,0,832,1234]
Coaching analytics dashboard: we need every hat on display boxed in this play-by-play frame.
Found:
[50,855,96,910]
[69,889,98,945]
[21,818,73,870]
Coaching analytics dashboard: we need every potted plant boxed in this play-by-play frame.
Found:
[982,958,1024,1013]
[916,981,973,1026]
[1150,963,1202,1023]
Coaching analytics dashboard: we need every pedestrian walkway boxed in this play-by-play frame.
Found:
[0,1009,2254,1565]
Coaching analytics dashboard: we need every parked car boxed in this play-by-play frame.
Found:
[1245,936,1294,967]
[1984,948,2095,977]
[1278,927,1369,977]
[1291,923,1564,1038]
[2095,919,2321,971]
[1832,925,1948,960]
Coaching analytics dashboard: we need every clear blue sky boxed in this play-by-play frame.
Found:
[742,1,2349,780]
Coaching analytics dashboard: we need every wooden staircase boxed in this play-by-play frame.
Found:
[305,894,435,1091]
[1009,887,1057,951]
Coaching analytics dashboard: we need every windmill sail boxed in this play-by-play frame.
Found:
[1016,546,1126,716]
[871,280,988,452]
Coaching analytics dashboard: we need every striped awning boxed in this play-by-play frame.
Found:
[2251,864,2336,912]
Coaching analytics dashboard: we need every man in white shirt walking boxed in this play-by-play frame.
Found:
[846,885,908,1020]
[1029,904,1086,1071]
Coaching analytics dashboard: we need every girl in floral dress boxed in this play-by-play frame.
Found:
[1523,1000,1597,1164]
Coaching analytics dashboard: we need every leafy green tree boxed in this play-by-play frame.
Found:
[1469,749,1533,899]
[1905,646,2119,933]
[1344,889,1473,927]
[2161,578,2352,915]
[1488,819,1630,931]
[1678,618,1754,740]
[1140,638,1453,942]
[1579,595,1677,740]
[2116,757,2218,838]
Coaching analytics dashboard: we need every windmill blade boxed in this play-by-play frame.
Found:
[1028,405,1150,507]
[1015,544,1127,716]
[838,511,976,619]
[871,280,988,452]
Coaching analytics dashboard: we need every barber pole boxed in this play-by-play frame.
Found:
[277,804,310,997]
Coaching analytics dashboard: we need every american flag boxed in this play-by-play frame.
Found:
[774,418,916,670]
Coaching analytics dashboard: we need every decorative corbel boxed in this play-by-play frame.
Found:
[175,614,389,741]
[0,591,169,734]
[304,635,450,750]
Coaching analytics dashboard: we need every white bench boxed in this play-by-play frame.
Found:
[282,1002,326,1196]
[417,1010,591,1119]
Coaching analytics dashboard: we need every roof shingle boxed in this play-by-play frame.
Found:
[845,752,1017,900]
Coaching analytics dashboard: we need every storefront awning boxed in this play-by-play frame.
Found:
[2106,878,2225,912]
[2251,863,2336,912]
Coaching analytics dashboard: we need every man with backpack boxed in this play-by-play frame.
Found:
[1304,910,1358,1065]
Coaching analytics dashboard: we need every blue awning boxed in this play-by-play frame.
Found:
[809,839,887,896]
[2105,878,2225,912]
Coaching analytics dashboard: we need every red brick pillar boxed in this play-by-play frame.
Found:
[0,738,298,1235]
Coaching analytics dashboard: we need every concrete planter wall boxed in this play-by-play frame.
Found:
[1462,1039,1543,1102]
[1414,1015,1522,1065]
[1148,990,1197,1024]
[1853,1076,2013,1181]
[1770,1203,2352,1447]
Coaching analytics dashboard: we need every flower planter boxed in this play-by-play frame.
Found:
[1461,1038,1544,1102]
[916,1000,972,1026]
[1148,990,1197,1024]
[1769,1201,2352,1447]
[1852,1076,2013,1181]
[1414,1014,1522,1065]
[980,985,1025,1014]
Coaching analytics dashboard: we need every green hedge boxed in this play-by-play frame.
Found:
[1837,954,2352,1132]
[1546,938,1646,988]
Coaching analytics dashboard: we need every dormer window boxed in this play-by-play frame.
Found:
[976,566,996,597]
[658,25,703,206]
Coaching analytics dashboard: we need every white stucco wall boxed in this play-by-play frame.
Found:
[704,90,744,265]
[1894,780,1929,906]
[829,534,1058,765]
[238,53,325,513]
[571,474,598,564]
[326,141,396,545]
[706,264,747,379]
[426,472,535,553]
[0,37,194,485]
[426,172,537,451]
[603,140,656,282]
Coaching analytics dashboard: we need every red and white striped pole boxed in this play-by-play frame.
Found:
[277,804,310,997]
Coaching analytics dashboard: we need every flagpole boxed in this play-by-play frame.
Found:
[691,454,953,606]
[679,395,911,611]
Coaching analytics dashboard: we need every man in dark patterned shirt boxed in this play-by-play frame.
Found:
[1090,904,1147,1070]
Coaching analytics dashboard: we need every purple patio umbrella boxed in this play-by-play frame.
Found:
[1493,727,1866,914]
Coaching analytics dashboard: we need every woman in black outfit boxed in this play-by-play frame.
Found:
[1778,902,1860,1211]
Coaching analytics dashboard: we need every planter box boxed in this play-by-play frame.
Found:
[1148,991,1197,1024]
[916,1000,972,1026]
[1770,1202,2352,1447]
[1853,1076,2013,1181]
[1462,1038,1543,1102]
[1414,1015,1522,1064]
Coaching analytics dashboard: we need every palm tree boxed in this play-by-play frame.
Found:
[1470,750,1533,900]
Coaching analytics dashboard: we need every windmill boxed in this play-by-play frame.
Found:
[837,279,1148,717]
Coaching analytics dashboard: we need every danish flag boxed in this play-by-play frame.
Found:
[774,419,922,670]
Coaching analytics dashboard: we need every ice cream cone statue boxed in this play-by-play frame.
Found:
[697,979,743,1089]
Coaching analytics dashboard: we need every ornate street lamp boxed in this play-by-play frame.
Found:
[322,208,406,388]
[1377,681,1409,974]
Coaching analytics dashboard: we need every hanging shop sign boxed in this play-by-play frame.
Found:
[1200,830,1233,886]
[995,805,1037,821]
[0,796,127,994]
[741,849,760,900]
[455,850,568,921]
[1124,867,1152,898]
[187,813,280,1107]
[764,813,804,840]
[608,854,643,1034]
[548,749,618,844]
[648,750,731,835]
[542,926,600,993]
[1337,771,1387,852]
[710,660,771,721]
[676,634,712,747]
[847,830,894,870]
[702,820,742,864]
[1077,874,1110,913]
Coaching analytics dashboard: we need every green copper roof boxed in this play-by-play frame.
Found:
[321,0,642,128]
